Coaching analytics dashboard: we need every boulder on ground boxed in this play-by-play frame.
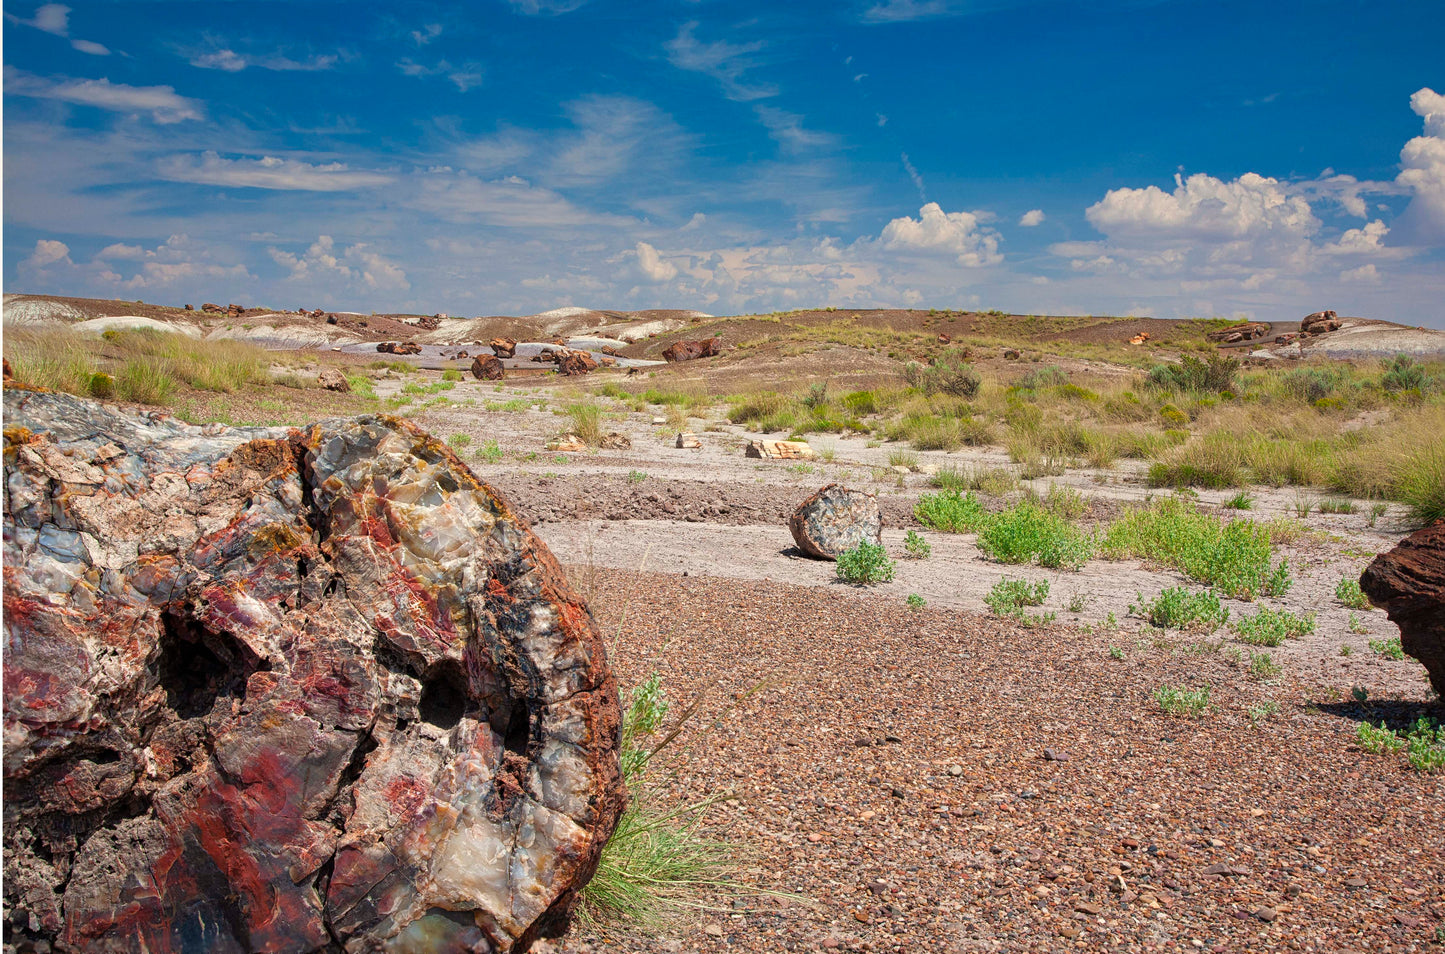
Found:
[1,389,624,953]
[184,303,194,311]
[556,351,598,377]
[746,440,817,461]
[491,337,517,358]
[376,341,422,355]
[201,302,223,313]
[676,432,701,449]
[598,432,631,450]
[937,333,951,344]
[1207,322,1270,343]
[471,354,505,380]
[661,337,722,363]
[1003,348,1021,359]
[600,345,620,357]
[1360,519,1445,697]
[789,484,883,560]
[1301,310,1341,335]
[317,367,350,392]
[547,433,587,452]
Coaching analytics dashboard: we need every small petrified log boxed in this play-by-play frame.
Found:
[789,484,882,560]
[2,389,624,953]
[491,337,517,359]
[675,432,701,449]
[547,433,587,452]
[376,341,423,355]
[1360,519,1445,696]
[745,440,817,460]
[1207,322,1269,343]
[317,367,350,392]
[661,337,722,362]
[471,354,505,380]
[556,351,598,376]
[598,432,631,450]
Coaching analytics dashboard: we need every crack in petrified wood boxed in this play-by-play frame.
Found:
[3,389,624,953]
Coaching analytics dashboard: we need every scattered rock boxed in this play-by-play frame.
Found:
[317,367,350,392]
[201,302,223,313]
[548,433,587,452]
[1301,310,1341,335]
[1,389,625,953]
[746,440,817,461]
[788,484,882,561]
[937,333,951,343]
[556,351,599,377]
[598,433,631,450]
[1042,748,1070,762]
[376,341,422,355]
[651,416,667,425]
[1003,348,1021,359]
[491,337,517,359]
[600,346,620,357]
[1360,519,1445,695]
[1202,863,1251,877]
[661,337,722,363]
[3,358,13,381]
[1207,322,1270,343]
[183,303,193,311]
[676,432,702,449]
[471,355,506,381]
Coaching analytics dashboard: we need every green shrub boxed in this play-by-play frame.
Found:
[1102,498,1291,600]
[476,439,504,463]
[977,502,1094,570]
[904,348,981,398]
[841,390,878,415]
[447,433,471,448]
[1147,354,1239,394]
[836,541,896,585]
[914,490,990,533]
[906,593,926,610]
[1224,492,1254,510]
[1154,684,1211,717]
[116,359,176,405]
[565,401,603,446]
[1357,718,1443,773]
[87,371,115,399]
[1130,587,1229,631]
[1016,365,1069,390]
[903,530,931,559]
[1234,607,1315,646]
[442,369,463,382]
[1335,576,1368,609]
[1369,635,1405,660]
[1381,355,1427,393]
[985,578,1049,616]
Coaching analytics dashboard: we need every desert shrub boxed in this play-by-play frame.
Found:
[931,465,1017,497]
[903,530,932,559]
[977,502,1094,570]
[836,541,896,584]
[442,369,462,382]
[842,390,878,415]
[904,348,981,398]
[984,577,1049,615]
[1381,355,1427,393]
[1130,587,1229,631]
[1280,366,1352,404]
[1147,354,1239,394]
[1147,430,1245,489]
[1330,407,1445,525]
[476,439,504,463]
[1102,498,1291,600]
[728,391,791,424]
[1015,365,1069,391]
[1154,684,1211,717]
[1233,607,1315,646]
[1357,718,1443,773]
[565,401,603,446]
[1369,635,1406,660]
[914,489,990,533]
[116,359,177,405]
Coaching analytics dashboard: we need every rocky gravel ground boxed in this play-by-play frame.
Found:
[537,571,1442,954]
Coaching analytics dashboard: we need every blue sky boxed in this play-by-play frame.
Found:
[5,0,1444,325]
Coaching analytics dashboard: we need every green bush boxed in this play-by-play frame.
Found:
[1102,498,1291,600]
[904,348,981,398]
[1335,576,1369,609]
[1154,684,1211,717]
[903,530,931,559]
[914,489,990,533]
[977,502,1094,570]
[1130,587,1229,631]
[1369,635,1405,660]
[1233,607,1315,646]
[1357,718,1444,773]
[984,578,1049,616]
[1147,354,1239,394]
[1381,355,1427,393]
[836,541,896,585]
[1015,365,1069,391]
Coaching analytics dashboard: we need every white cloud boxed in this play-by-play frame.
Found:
[156,152,395,191]
[753,106,835,153]
[665,21,776,102]
[8,6,110,54]
[21,239,74,271]
[70,39,109,55]
[505,0,589,14]
[189,48,338,72]
[1085,171,1317,241]
[5,68,203,123]
[860,0,955,22]
[407,169,631,229]
[1339,263,1381,284]
[268,236,410,291]
[396,57,483,91]
[900,152,926,200]
[411,23,442,45]
[1395,87,1445,243]
[97,242,145,260]
[1018,209,1046,227]
[633,242,678,283]
[879,202,1002,266]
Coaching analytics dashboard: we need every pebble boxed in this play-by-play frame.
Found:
[704,924,724,937]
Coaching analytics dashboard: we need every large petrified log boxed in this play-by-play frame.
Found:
[2,389,625,953]
[789,484,882,561]
[1360,520,1445,697]
[661,337,721,363]
[471,354,505,380]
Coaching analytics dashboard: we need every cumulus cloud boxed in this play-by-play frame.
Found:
[665,21,776,102]
[1339,263,1381,284]
[20,239,74,272]
[411,23,442,45]
[156,153,395,191]
[1085,171,1317,241]
[879,202,1002,266]
[1395,87,1445,243]
[8,5,110,54]
[97,242,145,260]
[1018,209,1045,227]
[5,68,202,122]
[633,242,678,283]
[268,235,410,291]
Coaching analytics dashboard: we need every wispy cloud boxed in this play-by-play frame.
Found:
[5,67,202,122]
[504,0,590,15]
[396,57,483,92]
[7,3,111,54]
[754,106,836,153]
[665,21,776,102]
[156,152,395,191]
[411,22,442,45]
[189,47,340,72]
[860,0,957,23]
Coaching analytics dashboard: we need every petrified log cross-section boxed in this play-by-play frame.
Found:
[2,389,624,953]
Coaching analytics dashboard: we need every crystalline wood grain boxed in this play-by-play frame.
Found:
[2,388,624,953]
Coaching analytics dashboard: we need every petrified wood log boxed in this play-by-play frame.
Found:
[471,354,505,380]
[490,338,517,359]
[789,484,882,560]
[661,337,721,363]
[745,439,817,461]
[1360,519,1445,697]
[2,389,624,953]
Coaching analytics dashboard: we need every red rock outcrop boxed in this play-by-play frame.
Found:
[2,389,625,953]
[1360,520,1445,696]
[789,484,883,560]
[661,337,721,363]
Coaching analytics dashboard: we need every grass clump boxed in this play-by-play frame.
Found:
[1356,718,1444,773]
[906,593,926,610]
[1154,684,1211,717]
[904,347,981,398]
[565,401,604,446]
[1233,607,1316,647]
[1335,576,1369,609]
[836,541,896,585]
[984,578,1049,616]
[1129,587,1229,632]
[475,439,504,463]
[1102,498,1291,600]
[931,465,1017,497]
[1246,651,1282,681]
[1368,635,1405,660]
[914,490,990,533]
[902,530,931,560]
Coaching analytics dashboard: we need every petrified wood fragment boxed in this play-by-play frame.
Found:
[2,389,624,953]
[660,337,721,363]
[789,484,883,561]
[1360,519,1445,696]
[471,354,505,380]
